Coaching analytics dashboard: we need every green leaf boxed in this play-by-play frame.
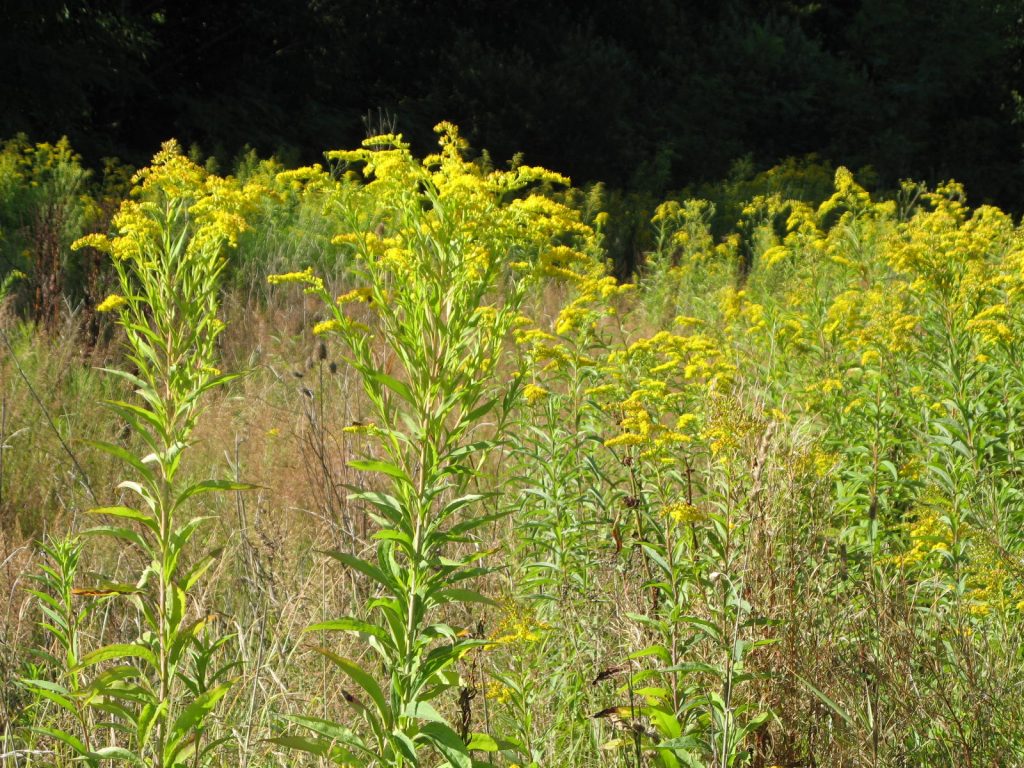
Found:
[87,507,153,528]
[391,729,421,765]
[83,525,149,551]
[21,680,75,713]
[465,733,499,752]
[306,617,390,646]
[280,713,369,754]
[735,710,772,743]
[629,644,672,665]
[373,529,414,548]
[168,615,217,669]
[438,493,487,518]
[348,490,406,528]
[87,505,157,531]
[86,438,160,486]
[463,397,498,424]
[90,663,152,694]
[366,370,414,404]
[325,550,393,590]
[80,643,157,670]
[678,615,723,643]
[444,441,497,463]
[171,516,215,552]
[137,700,166,749]
[168,683,231,747]
[35,726,88,755]
[446,512,508,539]
[267,735,331,758]
[402,700,446,723]
[418,722,471,768]
[797,674,853,727]
[175,479,258,509]
[646,707,681,740]
[115,482,158,514]
[654,740,705,768]
[307,647,388,721]
[99,403,165,444]
[89,746,145,764]
[349,458,411,483]
[182,550,222,592]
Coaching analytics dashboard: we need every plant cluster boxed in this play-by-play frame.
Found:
[3,128,1024,768]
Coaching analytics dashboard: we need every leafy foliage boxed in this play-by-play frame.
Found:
[7,127,1024,768]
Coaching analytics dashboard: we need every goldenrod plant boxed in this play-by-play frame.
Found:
[20,142,263,768]
[9,133,1024,768]
[268,124,600,767]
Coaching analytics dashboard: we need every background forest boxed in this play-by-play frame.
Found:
[4,0,1024,212]
[4,3,1024,768]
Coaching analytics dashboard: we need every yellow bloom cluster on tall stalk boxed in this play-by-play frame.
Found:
[268,123,610,768]
[32,141,266,768]
[590,328,733,462]
[640,197,736,325]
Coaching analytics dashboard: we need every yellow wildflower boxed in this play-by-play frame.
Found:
[96,293,128,312]
[313,319,342,335]
[485,681,512,704]
[267,267,323,291]
[664,502,704,524]
[337,287,373,304]
[523,384,550,405]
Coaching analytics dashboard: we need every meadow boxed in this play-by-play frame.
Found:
[1,126,1024,767]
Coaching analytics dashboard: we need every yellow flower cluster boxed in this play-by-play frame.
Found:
[888,508,951,568]
[95,293,128,313]
[522,383,550,405]
[485,680,512,704]
[588,328,733,460]
[312,319,341,336]
[487,599,550,647]
[965,302,1012,346]
[816,167,875,225]
[700,394,759,457]
[663,501,704,524]
[290,123,605,333]
[267,267,322,288]
[824,287,919,359]
[886,186,1015,318]
[337,287,373,304]
[75,140,267,266]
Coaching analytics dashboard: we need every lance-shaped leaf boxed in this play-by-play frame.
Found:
[417,722,472,768]
[174,479,259,509]
[87,506,159,537]
[306,616,390,646]
[307,646,389,724]
[80,643,158,671]
[164,683,232,764]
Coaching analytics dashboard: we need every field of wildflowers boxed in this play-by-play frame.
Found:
[2,126,1024,767]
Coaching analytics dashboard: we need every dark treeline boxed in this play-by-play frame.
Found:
[3,0,1024,206]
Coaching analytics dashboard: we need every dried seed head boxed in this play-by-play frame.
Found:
[329,361,338,374]
[317,341,328,360]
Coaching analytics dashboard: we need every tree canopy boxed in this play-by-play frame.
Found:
[3,0,1023,204]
